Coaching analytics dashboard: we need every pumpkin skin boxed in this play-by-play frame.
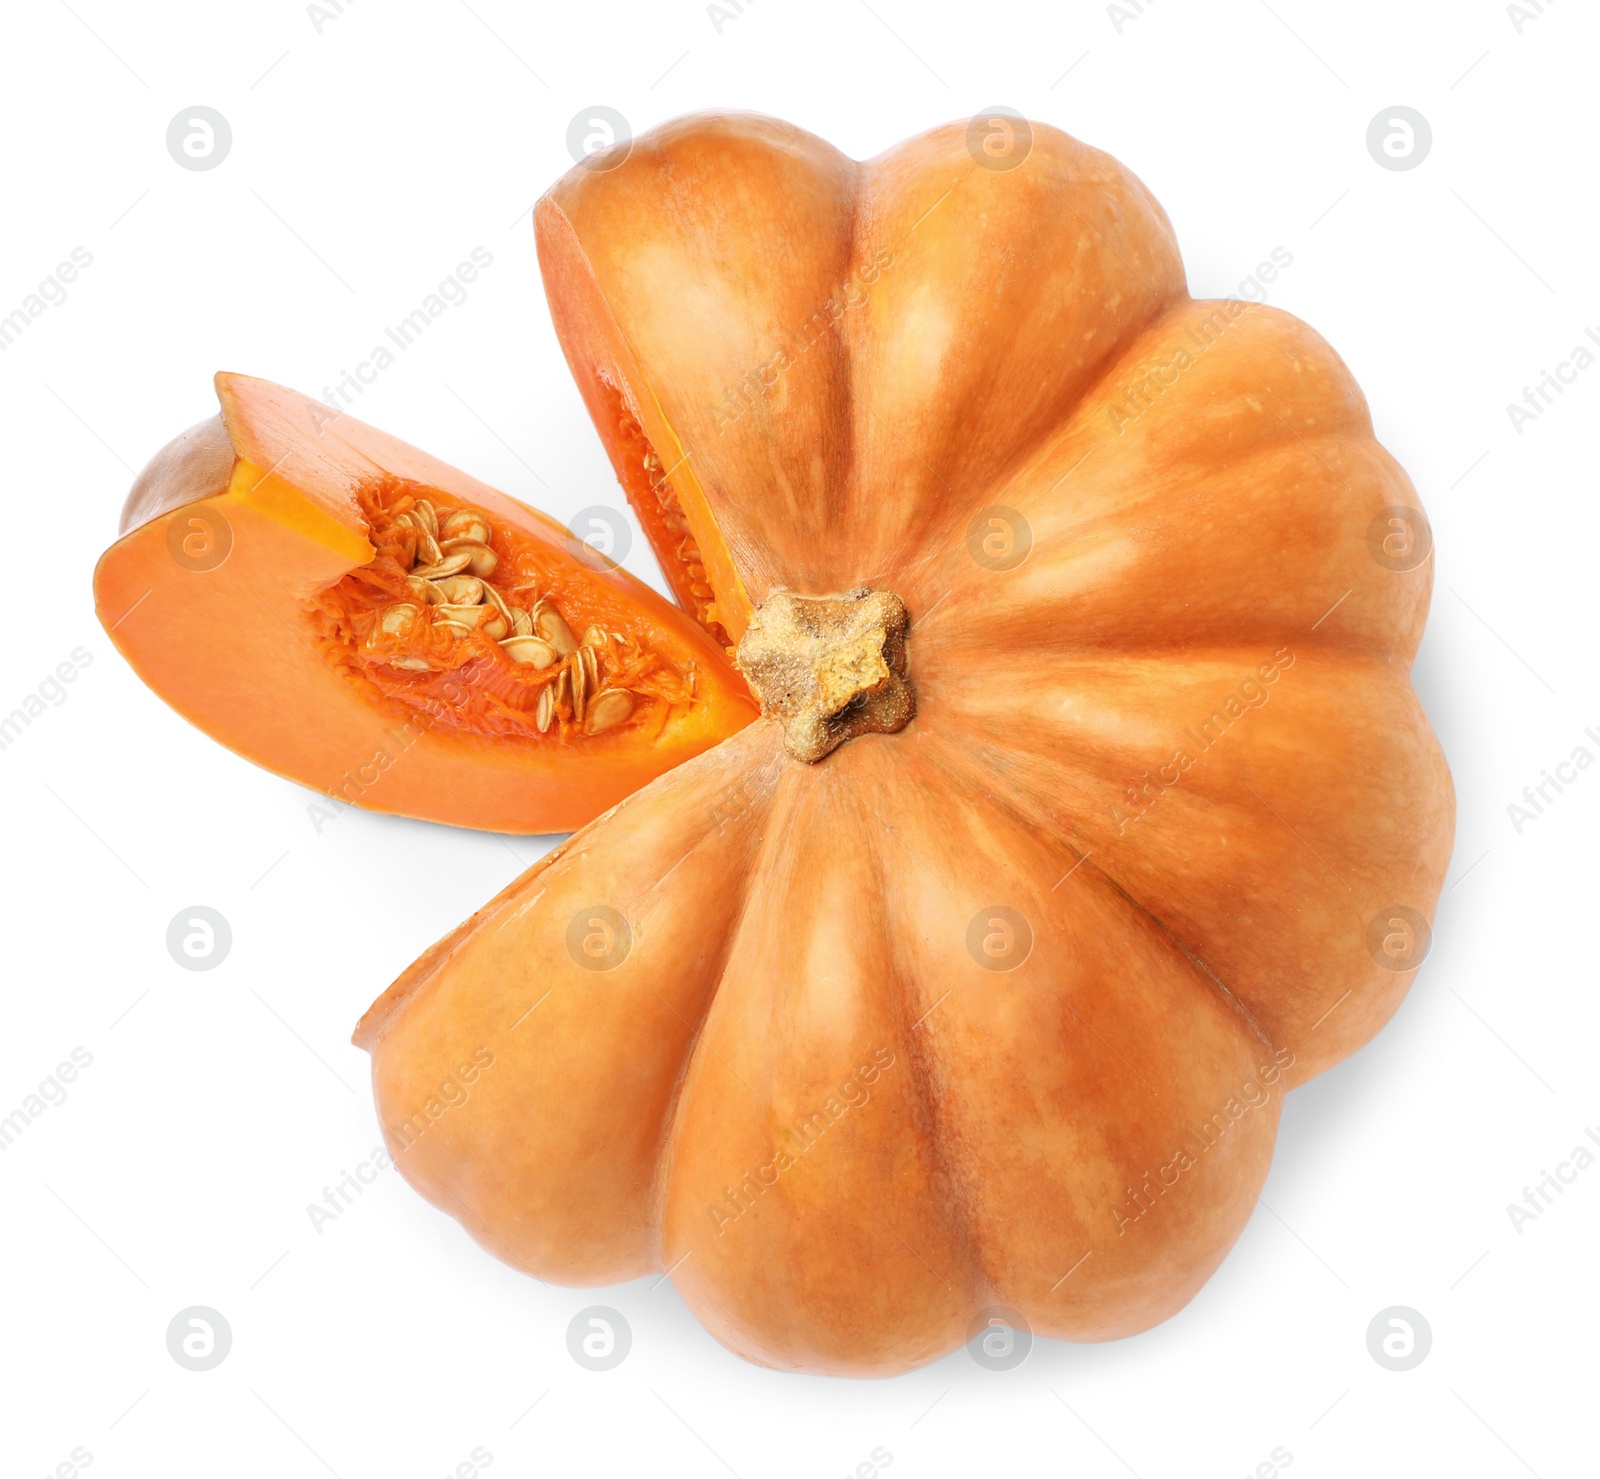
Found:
[356,114,1454,1375]
[92,374,756,834]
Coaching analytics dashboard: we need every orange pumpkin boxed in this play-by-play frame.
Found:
[355,114,1454,1375]
[92,374,755,833]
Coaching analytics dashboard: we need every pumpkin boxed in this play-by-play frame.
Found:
[353,113,1454,1376]
[92,374,755,833]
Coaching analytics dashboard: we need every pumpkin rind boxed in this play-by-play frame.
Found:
[360,114,1453,1374]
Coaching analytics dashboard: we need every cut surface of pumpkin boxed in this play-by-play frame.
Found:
[356,114,1454,1376]
[93,373,756,833]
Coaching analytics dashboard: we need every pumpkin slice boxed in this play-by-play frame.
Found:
[92,373,756,833]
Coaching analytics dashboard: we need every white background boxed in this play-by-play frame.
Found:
[2,1,1595,1475]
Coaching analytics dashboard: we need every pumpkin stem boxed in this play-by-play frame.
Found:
[735,587,914,762]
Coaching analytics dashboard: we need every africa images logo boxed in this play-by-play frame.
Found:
[707,1048,896,1234]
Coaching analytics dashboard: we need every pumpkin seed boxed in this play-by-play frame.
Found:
[437,604,508,640]
[412,553,472,580]
[569,651,588,723]
[509,606,533,637]
[435,603,488,627]
[537,607,577,655]
[440,538,497,578]
[535,685,554,732]
[581,624,608,649]
[433,576,484,605]
[380,602,419,636]
[412,499,438,539]
[481,582,514,623]
[441,508,490,544]
[580,643,599,692]
[434,617,473,638]
[585,688,634,734]
[387,655,432,671]
[500,636,557,668]
[405,575,435,603]
[417,530,443,566]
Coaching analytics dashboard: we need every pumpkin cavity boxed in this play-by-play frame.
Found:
[307,477,695,742]
[595,372,738,655]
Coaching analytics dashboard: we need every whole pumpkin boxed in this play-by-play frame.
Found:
[356,113,1454,1375]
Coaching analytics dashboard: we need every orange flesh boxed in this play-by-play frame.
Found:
[593,373,736,653]
[307,475,694,743]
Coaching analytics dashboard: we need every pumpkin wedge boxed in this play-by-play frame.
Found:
[92,374,756,833]
[357,113,1454,1376]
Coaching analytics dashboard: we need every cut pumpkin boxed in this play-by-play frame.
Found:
[355,113,1455,1376]
[92,374,757,833]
